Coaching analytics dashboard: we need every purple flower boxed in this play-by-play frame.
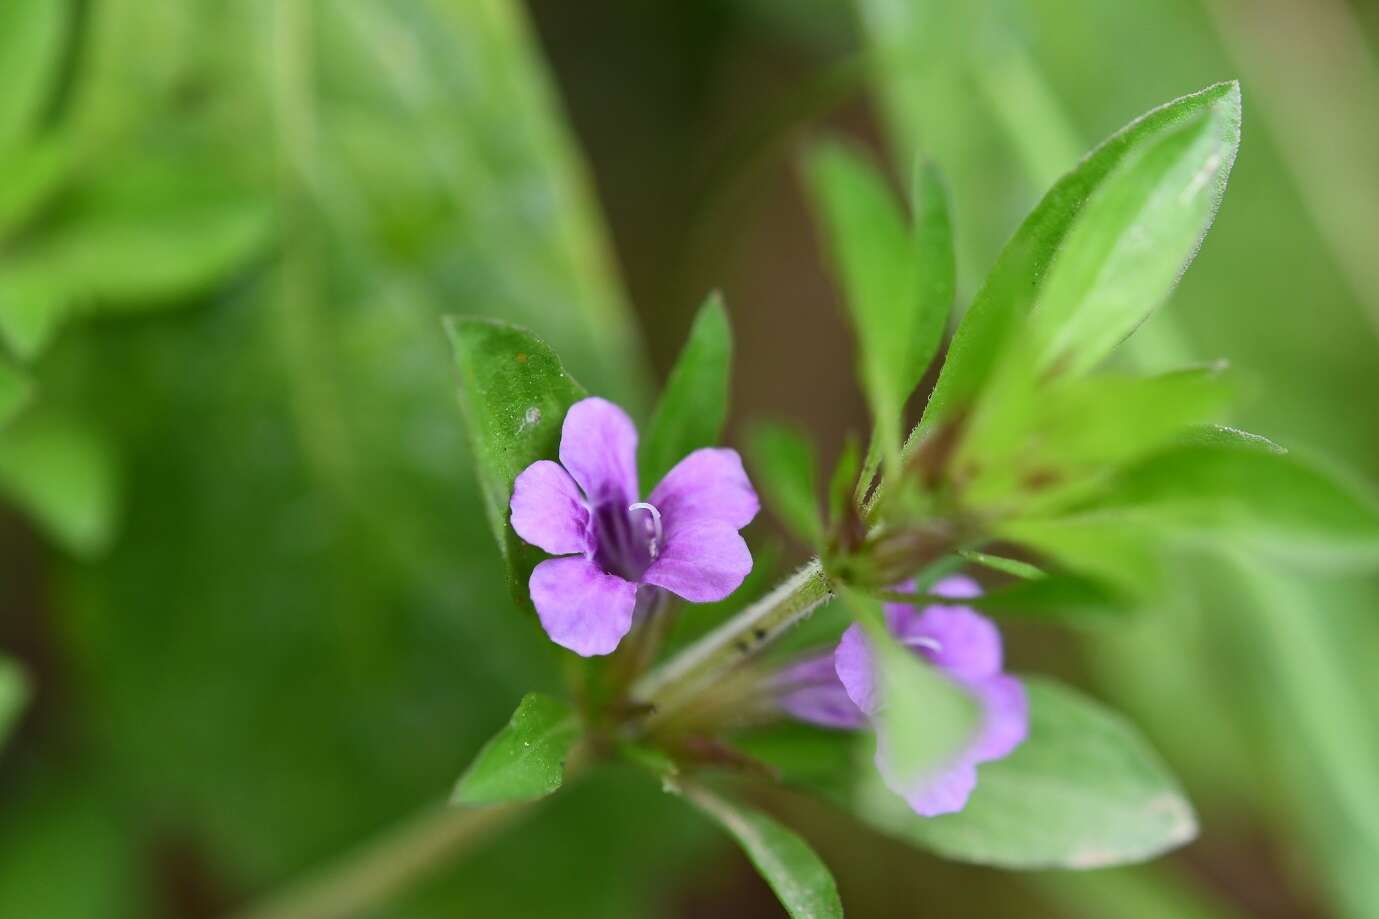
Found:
[778,575,1028,817]
[509,397,758,657]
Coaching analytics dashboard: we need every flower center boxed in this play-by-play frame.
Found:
[627,502,663,559]
[589,498,659,582]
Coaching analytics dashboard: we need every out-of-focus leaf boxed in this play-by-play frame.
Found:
[451,693,580,806]
[679,784,844,919]
[749,423,824,545]
[856,677,1196,868]
[0,157,274,358]
[0,136,72,239]
[842,588,978,793]
[0,659,28,749]
[1213,557,1379,917]
[0,783,147,919]
[445,317,587,609]
[0,414,116,557]
[804,143,952,468]
[0,359,33,431]
[910,82,1241,446]
[1090,440,1379,566]
[0,0,68,151]
[959,364,1233,511]
[958,549,1042,581]
[827,436,860,529]
[974,572,1131,625]
[1025,89,1239,375]
[732,722,860,800]
[997,517,1163,598]
[639,293,732,488]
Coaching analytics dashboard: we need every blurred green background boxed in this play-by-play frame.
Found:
[2,0,1377,916]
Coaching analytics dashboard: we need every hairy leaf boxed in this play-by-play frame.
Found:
[445,317,587,609]
[452,693,580,806]
[911,82,1241,445]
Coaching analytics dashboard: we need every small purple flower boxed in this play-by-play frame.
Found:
[777,575,1028,817]
[509,397,758,657]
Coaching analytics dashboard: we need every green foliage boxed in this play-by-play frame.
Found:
[452,693,581,806]
[0,413,116,557]
[856,678,1195,868]
[0,360,32,431]
[1025,92,1239,375]
[639,293,732,487]
[1090,440,1379,566]
[959,364,1234,512]
[748,423,824,544]
[804,143,953,468]
[0,659,28,749]
[911,82,1240,446]
[0,155,274,360]
[975,572,1131,625]
[680,784,843,919]
[0,0,68,151]
[446,317,588,609]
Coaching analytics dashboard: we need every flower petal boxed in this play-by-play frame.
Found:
[641,520,751,602]
[885,576,1001,681]
[834,623,879,715]
[558,397,639,505]
[510,460,590,556]
[969,674,1028,763]
[877,749,979,818]
[529,556,639,657]
[649,447,759,532]
[775,654,867,729]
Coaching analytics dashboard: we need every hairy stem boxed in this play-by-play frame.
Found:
[633,559,835,724]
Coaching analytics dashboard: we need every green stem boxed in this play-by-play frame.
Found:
[231,799,531,919]
[632,560,835,724]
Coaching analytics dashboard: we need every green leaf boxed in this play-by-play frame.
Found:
[911,82,1240,445]
[974,573,1132,625]
[680,784,843,919]
[639,293,732,488]
[445,316,587,609]
[0,413,116,557]
[1088,440,1379,566]
[748,423,824,544]
[0,166,274,359]
[0,359,32,431]
[0,135,72,239]
[0,658,29,749]
[997,516,1164,598]
[827,435,861,530]
[804,143,952,468]
[1026,93,1239,375]
[958,364,1234,512]
[856,677,1196,868]
[0,0,68,151]
[451,693,581,806]
[842,588,978,789]
[958,549,1043,581]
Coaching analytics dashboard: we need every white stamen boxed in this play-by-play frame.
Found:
[628,502,663,559]
[902,636,943,654]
